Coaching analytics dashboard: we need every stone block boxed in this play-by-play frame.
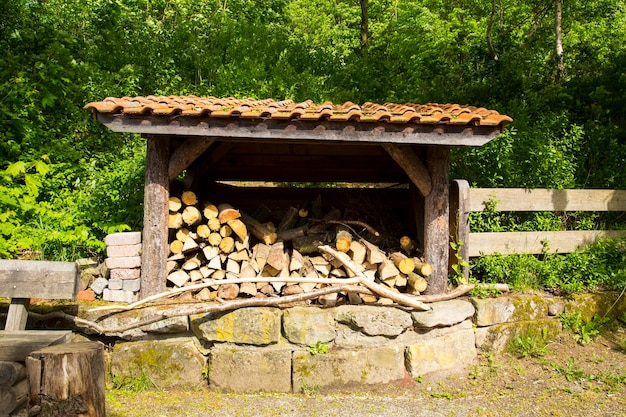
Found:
[293,346,405,392]
[102,288,135,304]
[191,307,281,345]
[405,327,477,378]
[123,278,141,292]
[105,231,141,246]
[79,303,190,339]
[90,277,108,295]
[472,294,548,327]
[209,346,292,392]
[333,305,413,337]
[564,292,626,320]
[108,279,123,290]
[105,256,141,270]
[110,268,141,280]
[412,299,475,328]
[282,307,336,345]
[106,243,142,258]
[110,337,206,389]
[474,318,562,353]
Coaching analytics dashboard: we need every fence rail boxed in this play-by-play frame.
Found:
[449,180,626,278]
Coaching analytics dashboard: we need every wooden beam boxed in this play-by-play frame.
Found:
[422,146,450,295]
[469,188,626,212]
[0,331,73,361]
[0,260,79,299]
[96,114,503,147]
[468,230,626,257]
[382,143,432,196]
[168,137,216,181]
[140,135,170,298]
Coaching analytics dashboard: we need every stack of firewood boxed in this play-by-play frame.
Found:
[0,361,28,416]
[166,191,432,305]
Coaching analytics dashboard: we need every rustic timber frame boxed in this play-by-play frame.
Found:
[86,97,511,298]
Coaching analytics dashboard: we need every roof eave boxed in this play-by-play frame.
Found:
[95,112,506,147]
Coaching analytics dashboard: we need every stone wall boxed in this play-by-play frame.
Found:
[78,291,626,393]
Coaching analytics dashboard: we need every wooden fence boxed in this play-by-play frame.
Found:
[449,179,626,278]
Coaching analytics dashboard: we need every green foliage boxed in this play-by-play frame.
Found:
[559,311,611,345]
[110,373,155,392]
[509,328,550,358]
[472,238,626,293]
[306,341,330,355]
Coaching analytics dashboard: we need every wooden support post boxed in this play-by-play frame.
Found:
[140,135,170,298]
[449,179,470,281]
[5,299,30,331]
[26,342,105,417]
[422,146,450,295]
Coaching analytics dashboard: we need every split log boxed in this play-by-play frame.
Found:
[202,203,219,219]
[407,272,428,293]
[219,236,235,254]
[349,241,367,265]
[266,242,286,271]
[208,232,222,247]
[227,219,248,241]
[240,211,277,245]
[276,225,308,242]
[182,206,202,226]
[168,213,183,229]
[0,378,27,415]
[196,224,211,238]
[167,270,190,287]
[189,270,204,282]
[277,206,299,232]
[219,224,233,238]
[182,254,203,271]
[0,361,26,387]
[389,252,416,275]
[218,283,239,300]
[335,230,353,253]
[202,246,219,260]
[252,243,270,270]
[207,217,221,232]
[26,342,106,417]
[400,236,415,255]
[181,237,199,254]
[413,258,433,277]
[217,204,241,224]
[181,191,198,206]
[292,233,333,255]
[360,239,386,264]
[168,197,182,212]
[169,239,184,255]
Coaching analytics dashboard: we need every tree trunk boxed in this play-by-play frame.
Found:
[555,0,564,81]
[360,0,369,51]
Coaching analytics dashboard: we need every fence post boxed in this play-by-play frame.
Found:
[449,179,470,281]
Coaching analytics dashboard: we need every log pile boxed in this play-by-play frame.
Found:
[0,361,28,417]
[166,191,432,306]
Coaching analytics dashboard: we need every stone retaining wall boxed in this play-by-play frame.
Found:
[77,291,626,393]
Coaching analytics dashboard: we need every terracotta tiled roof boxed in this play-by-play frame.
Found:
[84,96,512,127]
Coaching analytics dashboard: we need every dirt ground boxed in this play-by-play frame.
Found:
[106,328,626,417]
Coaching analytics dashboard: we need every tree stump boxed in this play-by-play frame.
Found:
[25,342,105,417]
